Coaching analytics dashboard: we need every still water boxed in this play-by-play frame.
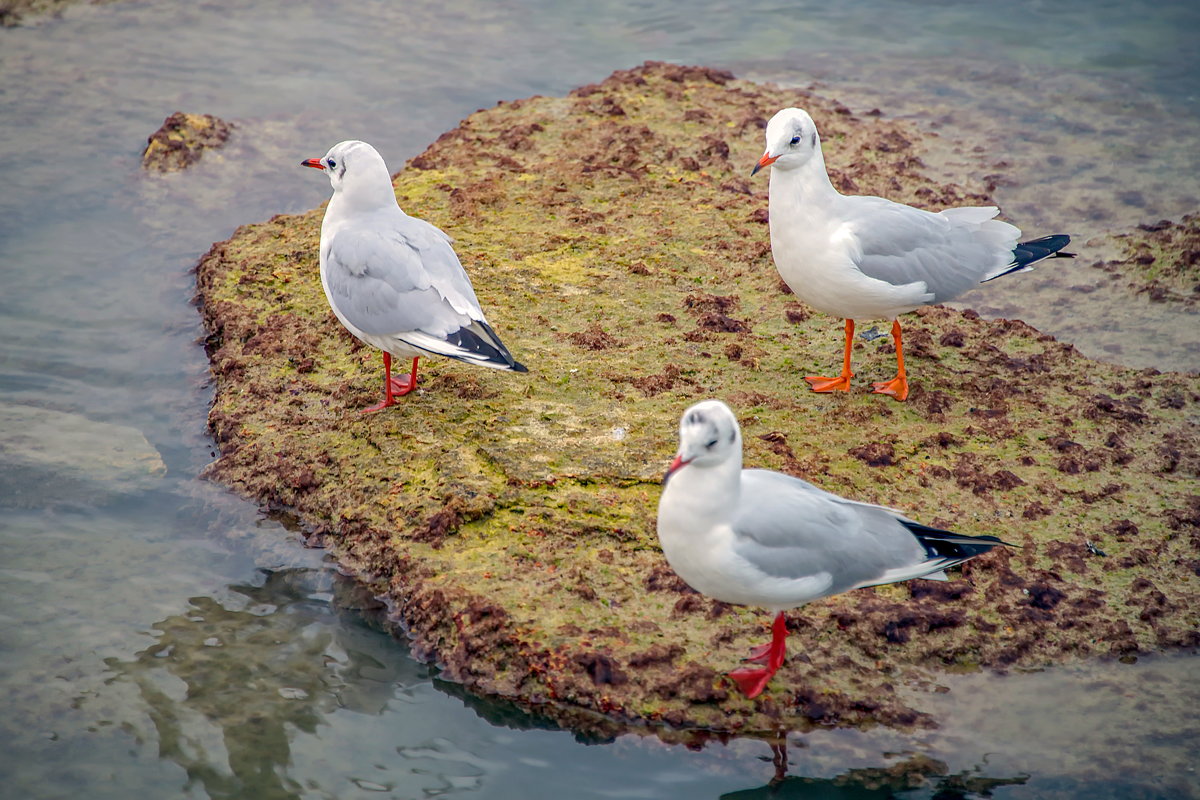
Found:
[1,1,1197,797]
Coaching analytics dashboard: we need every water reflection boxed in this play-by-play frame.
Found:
[103,567,424,799]
[721,746,1027,799]
[90,554,1199,799]
[99,563,1043,799]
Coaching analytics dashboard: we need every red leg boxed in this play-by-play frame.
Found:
[871,319,909,401]
[390,356,419,397]
[728,611,788,698]
[805,319,854,393]
[360,354,420,414]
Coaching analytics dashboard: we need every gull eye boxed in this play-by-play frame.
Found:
[789,135,801,145]
[705,438,719,450]
[327,158,337,169]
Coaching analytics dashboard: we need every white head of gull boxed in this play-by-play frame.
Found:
[302,140,526,413]
[753,107,1072,401]
[656,399,1011,697]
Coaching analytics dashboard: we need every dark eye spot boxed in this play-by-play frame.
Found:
[327,158,337,169]
[705,439,719,449]
[789,135,801,145]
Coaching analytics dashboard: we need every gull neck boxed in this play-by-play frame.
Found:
[768,149,837,210]
[332,170,401,216]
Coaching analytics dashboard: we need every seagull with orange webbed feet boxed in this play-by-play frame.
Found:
[753,108,1071,401]
[657,400,1011,698]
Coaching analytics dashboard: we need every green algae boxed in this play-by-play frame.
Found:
[1092,213,1200,306]
[141,112,235,172]
[196,62,1200,738]
[0,0,122,26]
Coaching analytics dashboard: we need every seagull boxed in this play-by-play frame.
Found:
[302,140,526,412]
[752,108,1072,401]
[656,399,1010,698]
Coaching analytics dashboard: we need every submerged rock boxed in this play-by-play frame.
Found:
[0,402,165,506]
[0,0,115,27]
[142,112,234,172]
[1092,212,1200,305]
[195,62,1200,739]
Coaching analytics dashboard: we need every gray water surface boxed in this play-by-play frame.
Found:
[1,1,1197,798]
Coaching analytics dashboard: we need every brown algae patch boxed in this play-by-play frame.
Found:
[196,62,1200,738]
[142,112,235,172]
[1091,213,1200,306]
[0,0,119,26]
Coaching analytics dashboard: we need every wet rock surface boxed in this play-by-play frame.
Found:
[0,402,165,506]
[142,112,235,172]
[195,62,1200,738]
[1091,213,1200,306]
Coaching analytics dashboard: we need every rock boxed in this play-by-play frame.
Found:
[142,112,234,172]
[0,402,165,506]
[0,0,109,27]
[1092,212,1200,306]
[194,61,1200,739]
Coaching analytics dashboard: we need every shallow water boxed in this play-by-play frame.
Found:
[1,1,1197,798]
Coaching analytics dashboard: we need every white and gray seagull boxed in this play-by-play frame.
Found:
[302,140,526,412]
[656,399,1010,698]
[753,107,1072,401]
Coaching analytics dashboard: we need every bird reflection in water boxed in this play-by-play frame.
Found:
[724,735,1028,799]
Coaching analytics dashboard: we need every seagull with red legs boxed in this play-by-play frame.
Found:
[656,399,1010,698]
[752,107,1072,401]
[302,140,525,412]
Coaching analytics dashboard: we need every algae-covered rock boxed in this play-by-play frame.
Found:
[0,0,116,27]
[195,62,1200,737]
[142,112,234,172]
[0,402,166,506]
[1092,213,1200,306]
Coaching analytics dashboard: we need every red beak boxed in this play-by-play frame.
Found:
[301,158,324,170]
[663,454,690,484]
[751,151,778,176]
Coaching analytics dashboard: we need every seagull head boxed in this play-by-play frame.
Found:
[301,140,397,209]
[752,107,822,176]
[664,399,742,483]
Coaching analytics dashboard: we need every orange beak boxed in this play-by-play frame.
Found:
[301,158,324,170]
[751,151,777,176]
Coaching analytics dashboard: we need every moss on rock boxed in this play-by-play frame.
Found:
[1092,213,1200,306]
[0,0,117,26]
[195,62,1200,738]
[142,112,234,172]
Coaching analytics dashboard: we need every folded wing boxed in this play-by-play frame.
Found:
[323,212,525,370]
[731,469,935,598]
[845,198,1019,303]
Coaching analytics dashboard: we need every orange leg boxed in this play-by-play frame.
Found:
[805,319,854,393]
[361,353,419,413]
[871,319,909,401]
[727,611,788,698]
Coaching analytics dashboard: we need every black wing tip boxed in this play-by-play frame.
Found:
[902,520,1016,561]
[1023,233,1071,246]
[1013,234,1074,267]
[442,321,528,372]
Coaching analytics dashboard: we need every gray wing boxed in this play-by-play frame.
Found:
[731,469,930,595]
[323,211,485,337]
[844,198,1019,303]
